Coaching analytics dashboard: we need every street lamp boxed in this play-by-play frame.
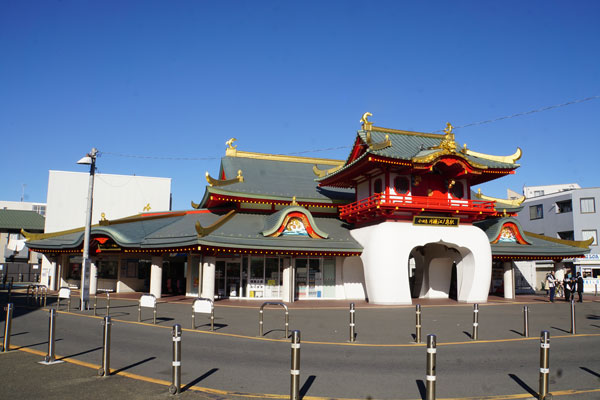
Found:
[77,148,98,310]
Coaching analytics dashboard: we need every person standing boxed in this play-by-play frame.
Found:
[564,275,572,302]
[547,271,557,303]
[576,272,584,302]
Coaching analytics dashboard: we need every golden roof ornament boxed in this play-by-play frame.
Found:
[436,122,458,152]
[143,203,151,212]
[225,138,238,156]
[291,196,299,206]
[360,112,373,131]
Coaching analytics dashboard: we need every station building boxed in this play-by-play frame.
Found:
[25,115,591,304]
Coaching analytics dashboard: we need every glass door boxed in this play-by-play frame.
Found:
[226,262,241,297]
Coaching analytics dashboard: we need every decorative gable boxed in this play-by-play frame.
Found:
[491,222,530,245]
[262,206,328,239]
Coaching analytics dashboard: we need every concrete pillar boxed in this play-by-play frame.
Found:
[59,254,68,288]
[150,256,163,298]
[90,260,98,295]
[503,261,515,299]
[201,256,215,300]
[186,254,192,296]
[282,258,293,303]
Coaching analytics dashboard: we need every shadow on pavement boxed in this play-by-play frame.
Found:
[112,356,156,375]
[580,366,600,378]
[182,368,218,392]
[415,379,426,400]
[299,375,316,400]
[508,373,537,398]
[58,346,103,361]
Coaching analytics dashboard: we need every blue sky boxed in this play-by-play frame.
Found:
[1,1,599,211]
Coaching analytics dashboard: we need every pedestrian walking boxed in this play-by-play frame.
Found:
[547,271,557,303]
[576,272,584,302]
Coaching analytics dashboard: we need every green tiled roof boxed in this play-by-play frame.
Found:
[198,156,354,207]
[359,129,517,169]
[26,210,362,253]
[0,210,45,231]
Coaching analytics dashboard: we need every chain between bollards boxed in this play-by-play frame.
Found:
[426,334,436,400]
[570,300,576,334]
[538,330,550,400]
[290,330,301,400]
[2,303,13,352]
[472,304,479,341]
[45,309,57,363]
[415,304,422,344]
[169,324,182,395]
[349,303,355,342]
[523,306,529,338]
[98,316,112,377]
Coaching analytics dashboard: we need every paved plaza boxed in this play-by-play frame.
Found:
[1,288,600,399]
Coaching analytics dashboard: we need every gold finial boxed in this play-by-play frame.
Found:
[360,112,373,131]
[444,122,453,135]
[143,203,151,212]
[226,138,237,149]
[101,212,107,221]
[291,196,299,206]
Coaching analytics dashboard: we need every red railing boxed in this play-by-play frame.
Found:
[339,193,496,221]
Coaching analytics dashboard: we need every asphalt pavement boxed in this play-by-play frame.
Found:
[1,289,599,399]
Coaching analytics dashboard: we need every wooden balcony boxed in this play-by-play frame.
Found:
[339,193,497,223]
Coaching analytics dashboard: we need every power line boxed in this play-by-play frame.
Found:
[434,95,600,132]
[102,94,599,160]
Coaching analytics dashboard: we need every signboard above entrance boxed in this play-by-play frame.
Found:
[413,216,459,227]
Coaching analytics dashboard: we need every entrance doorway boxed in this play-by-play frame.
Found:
[215,261,244,298]
[162,260,186,295]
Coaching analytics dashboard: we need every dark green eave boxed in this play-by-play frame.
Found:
[0,209,45,231]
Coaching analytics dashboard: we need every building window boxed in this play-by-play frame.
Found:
[450,182,464,199]
[533,190,544,197]
[556,200,572,213]
[67,255,82,280]
[557,231,574,241]
[394,176,409,194]
[582,229,598,245]
[32,204,46,216]
[373,178,383,194]
[580,197,596,213]
[529,204,543,220]
[97,259,118,279]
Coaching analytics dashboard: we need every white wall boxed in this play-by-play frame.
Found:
[45,170,171,233]
[351,221,492,304]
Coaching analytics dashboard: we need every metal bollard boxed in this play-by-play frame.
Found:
[349,303,356,342]
[415,304,422,343]
[259,308,264,337]
[290,330,301,400]
[538,330,550,400]
[45,309,57,363]
[98,316,112,377]
[7,281,12,303]
[426,334,436,400]
[169,324,182,395]
[2,303,14,352]
[106,293,110,316]
[472,304,479,341]
[18,273,23,282]
[595,282,598,296]
[94,294,98,316]
[570,300,576,334]
[523,306,529,338]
